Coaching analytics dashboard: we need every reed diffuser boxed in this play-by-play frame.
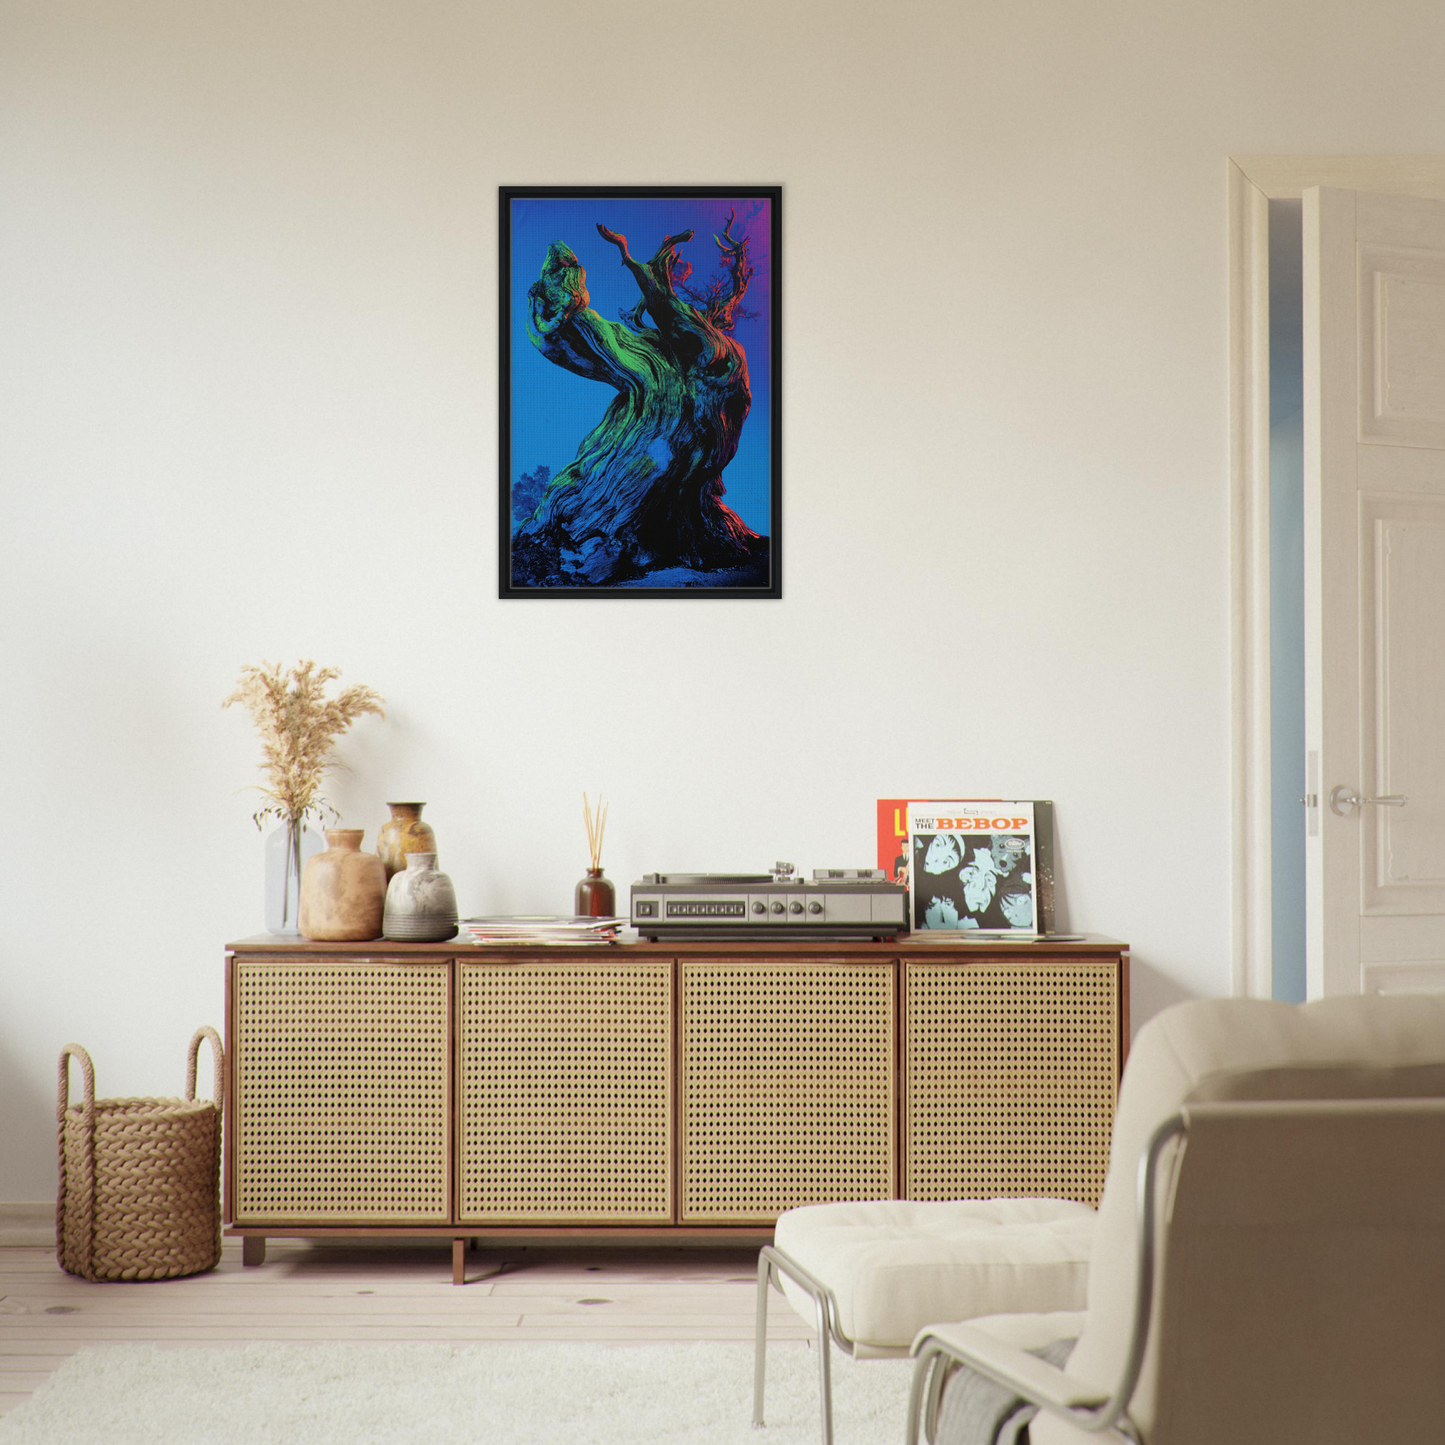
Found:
[575,792,616,918]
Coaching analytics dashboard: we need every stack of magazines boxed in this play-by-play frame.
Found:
[458,915,627,946]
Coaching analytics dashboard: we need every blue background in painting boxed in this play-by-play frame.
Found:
[507,194,773,537]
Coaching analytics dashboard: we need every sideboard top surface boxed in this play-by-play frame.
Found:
[227,932,1127,959]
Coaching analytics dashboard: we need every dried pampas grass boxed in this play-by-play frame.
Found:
[223,660,385,828]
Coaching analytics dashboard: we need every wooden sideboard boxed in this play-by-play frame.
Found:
[224,935,1128,1281]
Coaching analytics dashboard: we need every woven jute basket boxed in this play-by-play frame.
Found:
[56,1026,224,1282]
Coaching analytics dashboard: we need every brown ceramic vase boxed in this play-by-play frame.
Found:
[299,829,386,941]
[376,802,438,881]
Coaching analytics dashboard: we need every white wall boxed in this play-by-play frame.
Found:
[3,0,1442,1200]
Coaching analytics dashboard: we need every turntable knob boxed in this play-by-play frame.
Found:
[752,901,766,914]
[770,902,785,915]
[789,901,804,915]
[808,901,823,915]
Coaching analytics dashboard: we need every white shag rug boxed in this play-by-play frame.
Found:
[0,1341,914,1444]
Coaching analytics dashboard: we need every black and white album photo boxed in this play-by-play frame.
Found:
[912,830,1036,932]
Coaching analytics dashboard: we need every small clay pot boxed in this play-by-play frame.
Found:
[299,829,385,941]
[376,802,438,881]
[383,853,459,942]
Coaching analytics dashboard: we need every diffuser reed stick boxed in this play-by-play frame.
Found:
[583,791,608,870]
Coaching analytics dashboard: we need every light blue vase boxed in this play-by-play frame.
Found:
[263,820,324,934]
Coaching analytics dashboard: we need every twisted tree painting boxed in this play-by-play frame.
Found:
[500,189,780,595]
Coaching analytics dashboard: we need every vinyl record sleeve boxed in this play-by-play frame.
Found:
[876,798,1055,933]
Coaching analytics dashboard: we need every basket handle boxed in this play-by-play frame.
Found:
[185,1026,225,1108]
[56,1043,98,1277]
[57,1043,95,1125]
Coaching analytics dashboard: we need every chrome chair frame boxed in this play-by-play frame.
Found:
[753,1242,874,1445]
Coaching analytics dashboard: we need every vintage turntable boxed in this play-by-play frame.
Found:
[630,862,906,940]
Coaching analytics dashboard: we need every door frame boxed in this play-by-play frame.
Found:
[1227,156,1445,999]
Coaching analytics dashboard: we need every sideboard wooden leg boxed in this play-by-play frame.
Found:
[452,1237,465,1285]
[241,1236,266,1268]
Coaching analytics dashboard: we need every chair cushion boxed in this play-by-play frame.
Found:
[772,1198,1096,1354]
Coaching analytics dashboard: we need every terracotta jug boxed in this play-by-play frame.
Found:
[299,829,385,941]
[376,802,438,881]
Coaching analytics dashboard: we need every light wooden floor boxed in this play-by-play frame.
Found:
[0,1239,812,1416]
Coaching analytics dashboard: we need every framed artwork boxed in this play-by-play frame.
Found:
[499,186,781,597]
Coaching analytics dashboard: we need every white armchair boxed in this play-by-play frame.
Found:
[907,993,1445,1445]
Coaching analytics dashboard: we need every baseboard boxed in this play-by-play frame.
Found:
[0,1201,54,1247]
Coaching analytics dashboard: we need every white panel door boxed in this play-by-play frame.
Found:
[1305,187,1445,996]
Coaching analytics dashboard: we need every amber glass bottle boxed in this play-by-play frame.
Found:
[574,867,616,918]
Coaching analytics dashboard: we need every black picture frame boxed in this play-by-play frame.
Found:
[499,185,782,598]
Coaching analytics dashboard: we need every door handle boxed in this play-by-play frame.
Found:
[1329,786,1408,816]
